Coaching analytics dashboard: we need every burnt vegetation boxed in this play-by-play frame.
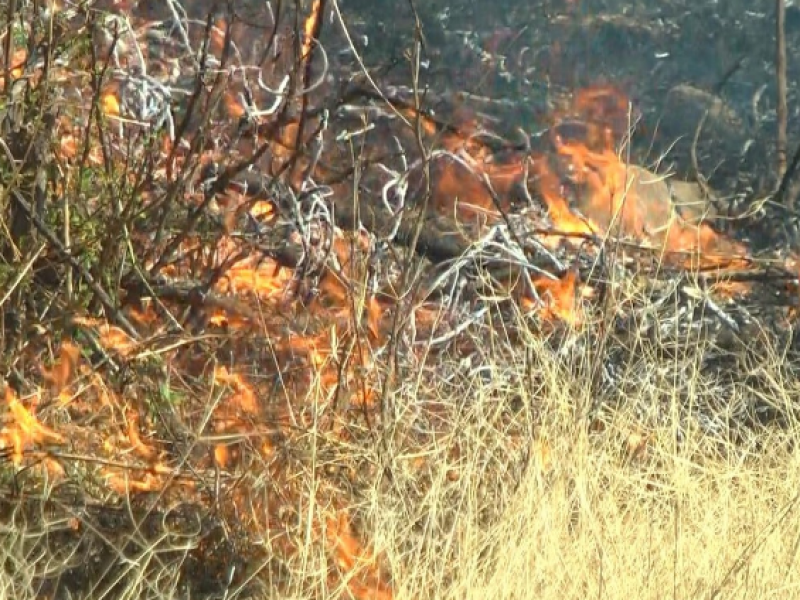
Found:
[2,1,800,599]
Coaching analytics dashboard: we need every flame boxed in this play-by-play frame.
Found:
[571,85,634,141]
[532,86,751,269]
[102,461,195,495]
[208,17,230,57]
[413,83,755,322]
[73,317,139,357]
[44,457,67,479]
[125,410,159,461]
[530,269,590,327]
[14,6,791,594]
[213,443,231,469]
[103,469,162,494]
[224,90,246,120]
[1,387,65,466]
[56,116,105,165]
[215,255,291,298]
[101,86,121,117]
[214,366,259,415]
[326,512,394,600]
[431,157,505,219]
[90,371,119,409]
[59,134,79,160]
[212,367,262,469]
[41,342,81,397]
[1,47,28,88]
[302,0,325,63]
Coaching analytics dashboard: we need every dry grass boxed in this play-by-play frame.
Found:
[3,309,800,600]
[355,329,800,600]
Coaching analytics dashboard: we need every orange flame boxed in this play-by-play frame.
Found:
[530,269,591,327]
[302,0,325,63]
[126,410,159,461]
[72,317,139,356]
[102,90,121,117]
[42,342,81,399]
[1,387,65,466]
[532,86,750,271]
[212,367,262,468]
[102,461,195,495]
[103,469,162,494]
[327,512,393,600]
[214,366,259,415]
[0,48,28,89]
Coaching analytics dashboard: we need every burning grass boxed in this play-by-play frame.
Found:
[3,307,800,600]
[3,1,800,599]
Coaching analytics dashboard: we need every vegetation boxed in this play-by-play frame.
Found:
[2,1,800,599]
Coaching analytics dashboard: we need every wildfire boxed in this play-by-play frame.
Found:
[1,387,65,467]
[528,86,753,291]
[9,2,794,599]
[406,82,758,323]
[40,342,81,400]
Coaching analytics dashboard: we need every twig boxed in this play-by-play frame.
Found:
[2,0,16,92]
[8,188,141,341]
[777,0,788,186]
[690,108,713,199]
[774,140,800,210]
[712,53,747,95]
[0,243,45,308]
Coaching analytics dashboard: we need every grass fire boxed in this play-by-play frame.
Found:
[3,1,800,599]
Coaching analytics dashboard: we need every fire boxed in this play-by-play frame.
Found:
[1,387,65,466]
[326,512,394,600]
[529,269,591,327]
[215,254,291,298]
[102,463,194,495]
[212,366,288,469]
[56,115,106,166]
[214,366,259,415]
[125,409,159,461]
[0,47,28,89]
[101,89,121,117]
[209,17,229,56]
[10,3,792,597]
[302,0,326,63]
[408,83,756,322]
[72,317,139,357]
[41,342,81,398]
[531,86,751,270]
